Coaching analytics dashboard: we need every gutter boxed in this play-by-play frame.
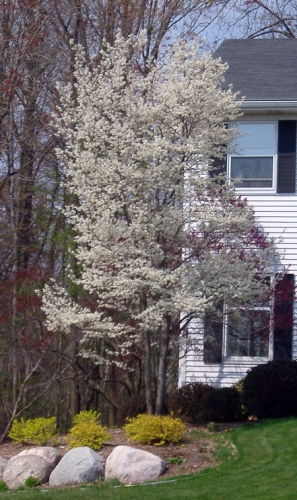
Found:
[240,101,297,113]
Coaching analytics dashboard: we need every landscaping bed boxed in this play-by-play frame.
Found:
[0,424,221,480]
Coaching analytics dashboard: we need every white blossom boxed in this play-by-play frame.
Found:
[42,33,279,413]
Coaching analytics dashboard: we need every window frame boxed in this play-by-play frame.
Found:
[228,120,278,194]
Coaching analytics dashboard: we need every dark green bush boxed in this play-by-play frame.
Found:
[199,387,241,423]
[119,394,151,424]
[241,360,297,418]
[167,382,214,423]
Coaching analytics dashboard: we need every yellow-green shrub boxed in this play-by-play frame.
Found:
[9,417,57,445]
[8,419,25,443]
[66,410,110,450]
[124,414,186,445]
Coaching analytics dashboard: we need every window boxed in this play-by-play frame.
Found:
[226,276,272,359]
[229,122,276,190]
[228,120,296,194]
[203,299,271,362]
[226,308,270,358]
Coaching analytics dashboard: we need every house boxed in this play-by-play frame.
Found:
[179,39,297,387]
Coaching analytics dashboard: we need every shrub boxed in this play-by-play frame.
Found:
[119,394,151,424]
[124,414,185,445]
[25,476,42,488]
[241,360,297,419]
[199,387,241,423]
[207,422,220,433]
[9,417,57,445]
[67,410,110,450]
[167,382,215,423]
[0,480,8,492]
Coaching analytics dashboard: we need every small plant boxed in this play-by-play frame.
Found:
[67,410,110,450]
[9,417,57,445]
[124,414,185,445]
[167,456,184,464]
[25,476,42,488]
[188,428,206,440]
[207,422,219,433]
[0,480,8,492]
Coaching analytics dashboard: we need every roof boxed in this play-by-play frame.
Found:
[214,39,297,102]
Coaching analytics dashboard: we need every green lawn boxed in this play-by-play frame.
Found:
[2,418,297,500]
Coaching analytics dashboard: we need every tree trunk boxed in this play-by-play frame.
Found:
[144,330,153,414]
[155,323,170,415]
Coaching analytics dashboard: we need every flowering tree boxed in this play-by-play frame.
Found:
[42,33,279,415]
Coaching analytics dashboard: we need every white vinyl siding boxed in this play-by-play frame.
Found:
[179,142,297,388]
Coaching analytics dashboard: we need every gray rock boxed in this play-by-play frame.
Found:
[11,447,61,467]
[49,447,103,486]
[105,445,166,484]
[3,455,52,489]
[0,457,8,479]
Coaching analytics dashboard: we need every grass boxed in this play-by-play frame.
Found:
[2,418,297,499]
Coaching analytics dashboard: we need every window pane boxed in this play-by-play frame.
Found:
[231,157,273,188]
[227,310,270,357]
[232,122,275,155]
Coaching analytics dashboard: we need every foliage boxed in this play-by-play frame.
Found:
[167,382,215,423]
[67,411,110,450]
[8,417,57,445]
[124,414,185,445]
[241,360,297,419]
[199,387,242,423]
[25,477,42,488]
[0,480,8,492]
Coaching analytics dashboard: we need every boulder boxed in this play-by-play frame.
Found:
[3,455,52,489]
[11,447,61,468]
[105,445,166,484]
[49,447,103,487]
[0,457,8,479]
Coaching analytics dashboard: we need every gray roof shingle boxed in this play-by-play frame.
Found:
[214,39,297,101]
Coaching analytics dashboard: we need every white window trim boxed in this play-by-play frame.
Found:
[228,120,278,195]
